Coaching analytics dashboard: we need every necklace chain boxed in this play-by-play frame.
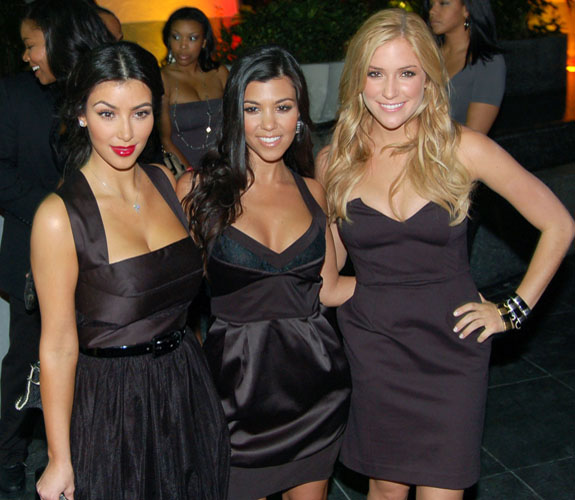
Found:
[89,165,141,213]
[171,73,215,151]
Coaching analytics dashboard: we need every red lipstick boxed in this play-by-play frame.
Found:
[111,145,136,157]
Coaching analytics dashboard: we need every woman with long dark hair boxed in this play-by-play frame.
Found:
[0,1,113,494]
[184,45,353,500]
[160,7,228,170]
[426,0,505,134]
[32,42,229,500]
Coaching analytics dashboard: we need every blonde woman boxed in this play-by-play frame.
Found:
[318,9,574,500]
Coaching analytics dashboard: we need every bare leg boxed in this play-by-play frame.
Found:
[368,479,410,500]
[416,486,464,500]
[282,479,328,500]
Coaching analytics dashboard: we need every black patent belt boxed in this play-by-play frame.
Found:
[79,329,185,358]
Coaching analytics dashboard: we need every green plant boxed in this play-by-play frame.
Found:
[492,0,562,39]
[218,0,565,64]
[218,0,371,64]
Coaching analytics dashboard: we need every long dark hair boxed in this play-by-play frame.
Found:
[162,7,219,71]
[60,42,164,174]
[23,0,115,85]
[425,0,501,65]
[184,45,314,255]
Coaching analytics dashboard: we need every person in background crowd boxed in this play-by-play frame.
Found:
[96,5,123,41]
[0,0,113,495]
[426,0,505,134]
[33,41,229,500]
[160,7,228,171]
[319,9,574,500]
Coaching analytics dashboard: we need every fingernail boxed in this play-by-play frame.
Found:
[453,311,459,316]
[459,333,464,339]
[453,326,458,332]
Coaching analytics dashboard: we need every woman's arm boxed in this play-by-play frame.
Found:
[159,72,190,169]
[465,102,500,135]
[464,55,506,135]
[454,128,575,341]
[32,194,79,500]
[304,177,355,307]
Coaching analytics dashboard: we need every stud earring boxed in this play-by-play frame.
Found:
[464,17,470,30]
[78,119,86,127]
[296,120,303,135]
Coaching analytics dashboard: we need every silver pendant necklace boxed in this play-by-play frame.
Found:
[172,74,214,151]
[89,165,141,213]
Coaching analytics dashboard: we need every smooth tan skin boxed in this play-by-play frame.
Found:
[33,80,185,500]
[428,0,500,134]
[317,37,574,500]
[160,19,228,169]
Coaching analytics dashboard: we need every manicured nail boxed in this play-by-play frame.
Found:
[453,326,458,332]
[459,333,464,339]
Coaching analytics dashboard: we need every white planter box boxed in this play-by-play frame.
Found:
[301,61,344,123]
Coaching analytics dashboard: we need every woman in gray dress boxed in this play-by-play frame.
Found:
[426,0,505,134]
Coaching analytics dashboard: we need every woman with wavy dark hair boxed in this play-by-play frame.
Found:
[426,0,505,134]
[160,7,228,169]
[183,45,353,500]
[32,41,229,500]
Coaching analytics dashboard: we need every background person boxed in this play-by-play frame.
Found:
[426,0,505,134]
[0,0,113,494]
[160,7,228,171]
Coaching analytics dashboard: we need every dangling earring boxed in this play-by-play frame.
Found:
[168,50,175,64]
[78,119,86,127]
[464,17,470,30]
[296,120,303,135]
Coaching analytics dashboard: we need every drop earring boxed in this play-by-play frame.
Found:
[168,50,175,64]
[296,120,303,135]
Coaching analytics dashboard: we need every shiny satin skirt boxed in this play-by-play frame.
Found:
[70,334,230,499]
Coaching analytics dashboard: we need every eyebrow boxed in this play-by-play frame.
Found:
[243,97,296,105]
[92,101,153,109]
[368,64,419,71]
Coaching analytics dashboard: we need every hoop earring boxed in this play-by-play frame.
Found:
[464,17,470,30]
[168,50,175,64]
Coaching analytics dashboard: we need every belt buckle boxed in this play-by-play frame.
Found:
[152,330,182,358]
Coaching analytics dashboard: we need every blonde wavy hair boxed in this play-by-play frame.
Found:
[324,8,473,225]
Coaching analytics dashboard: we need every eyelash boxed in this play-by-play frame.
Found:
[367,71,417,78]
[96,110,151,119]
[243,105,294,113]
[171,34,198,41]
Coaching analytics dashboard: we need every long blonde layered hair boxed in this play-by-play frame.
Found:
[324,9,473,225]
